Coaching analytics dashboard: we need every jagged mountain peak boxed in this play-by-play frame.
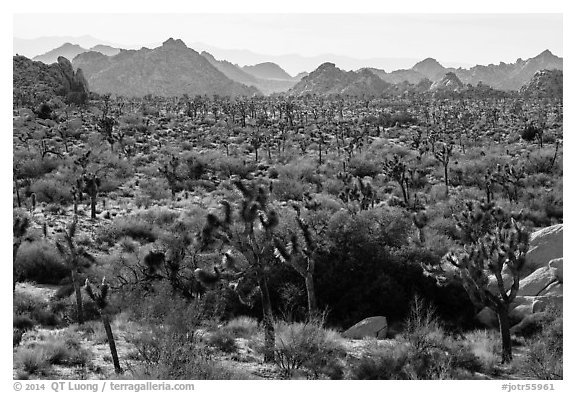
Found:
[161,38,189,50]
[412,57,446,81]
[201,51,216,61]
[536,49,555,58]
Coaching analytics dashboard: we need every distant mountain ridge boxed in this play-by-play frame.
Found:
[33,43,121,64]
[200,52,299,95]
[372,50,562,91]
[71,38,259,97]
[242,62,293,80]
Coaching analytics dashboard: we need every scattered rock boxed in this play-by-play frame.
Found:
[549,258,563,282]
[342,316,388,339]
[517,266,558,297]
[524,224,562,276]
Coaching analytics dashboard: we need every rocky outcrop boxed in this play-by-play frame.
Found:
[57,56,89,95]
[288,63,393,96]
[13,55,90,105]
[524,224,562,275]
[520,69,563,99]
[430,72,464,92]
[342,316,388,339]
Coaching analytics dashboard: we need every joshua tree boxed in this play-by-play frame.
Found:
[423,202,529,363]
[56,217,95,324]
[158,155,181,199]
[13,214,30,289]
[84,278,122,374]
[196,180,279,363]
[98,116,118,150]
[434,142,454,196]
[78,173,101,219]
[30,193,36,212]
[273,206,319,317]
[491,163,526,204]
[383,155,409,205]
[412,210,428,244]
[337,173,378,212]
[521,121,544,148]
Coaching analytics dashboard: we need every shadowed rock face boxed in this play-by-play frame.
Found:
[57,56,90,95]
[342,316,388,339]
[13,55,90,103]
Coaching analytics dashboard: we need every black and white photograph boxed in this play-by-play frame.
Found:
[8,1,568,386]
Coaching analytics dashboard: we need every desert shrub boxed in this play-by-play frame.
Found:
[273,318,345,378]
[14,292,45,316]
[140,177,172,201]
[14,329,25,347]
[222,316,260,339]
[182,152,208,180]
[96,217,158,245]
[30,178,73,204]
[16,348,49,375]
[15,240,69,285]
[278,160,323,188]
[14,315,35,331]
[14,154,62,179]
[214,156,256,179]
[521,309,562,379]
[272,176,309,201]
[349,297,481,380]
[348,156,381,178]
[130,328,236,379]
[464,329,501,374]
[206,330,238,353]
[30,308,60,327]
[349,343,411,379]
[136,206,180,227]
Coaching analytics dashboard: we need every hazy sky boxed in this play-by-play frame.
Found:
[14,14,562,65]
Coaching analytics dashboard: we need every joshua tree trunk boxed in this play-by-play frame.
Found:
[13,241,21,290]
[71,269,84,324]
[305,273,317,317]
[90,195,97,219]
[15,179,21,208]
[418,228,425,243]
[398,180,408,205]
[497,305,512,364]
[258,276,275,363]
[101,313,122,373]
[444,164,449,196]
